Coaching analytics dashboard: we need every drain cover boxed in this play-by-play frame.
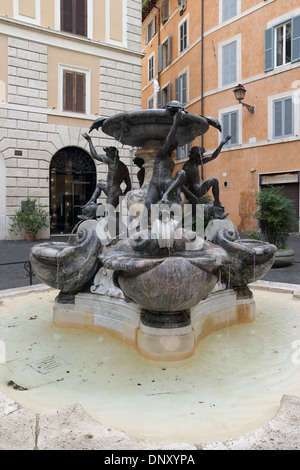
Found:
[28,355,66,375]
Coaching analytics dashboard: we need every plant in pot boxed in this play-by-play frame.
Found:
[254,186,299,266]
[9,197,51,241]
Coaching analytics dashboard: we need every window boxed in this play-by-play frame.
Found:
[273,97,294,138]
[157,83,171,109]
[264,15,300,71]
[63,70,86,113]
[61,0,87,37]
[179,19,188,54]
[176,143,191,160]
[145,17,156,44]
[148,96,154,109]
[222,41,237,86]
[221,110,239,146]
[222,0,237,23]
[275,21,292,67]
[175,71,188,105]
[161,0,169,24]
[158,35,171,73]
[148,55,154,82]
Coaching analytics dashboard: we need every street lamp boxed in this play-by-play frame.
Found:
[233,84,255,114]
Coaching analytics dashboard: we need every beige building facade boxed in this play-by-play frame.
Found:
[0,0,142,239]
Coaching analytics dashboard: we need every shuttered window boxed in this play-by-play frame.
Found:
[161,0,169,24]
[179,19,188,54]
[273,97,294,138]
[175,71,188,106]
[148,55,154,82]
[264,15,300,72]
[222,41,237,86]
[63,71,86,113]
[221,111,239,146]
[158,35,171,73]
[222,0,237,23]
[157,83,171,109]
[145,17,156,45]
[61,0,87,37]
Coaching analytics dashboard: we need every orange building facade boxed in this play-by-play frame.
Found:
[142,0,300,232]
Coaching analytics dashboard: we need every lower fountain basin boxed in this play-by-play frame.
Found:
[102,234,230,318]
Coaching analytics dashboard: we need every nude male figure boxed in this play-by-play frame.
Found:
[82,133,131,209]
[181,136,231,218]
[144,108,186,212]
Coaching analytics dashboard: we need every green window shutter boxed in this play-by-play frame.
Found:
[292,15,300,62]
[264,27,274,71]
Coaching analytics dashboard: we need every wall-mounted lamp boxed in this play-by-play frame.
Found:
[233,84,255,114]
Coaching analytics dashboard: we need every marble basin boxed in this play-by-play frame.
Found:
[102,231,230,320]
[30,225,102,294]
[212,229,277,296]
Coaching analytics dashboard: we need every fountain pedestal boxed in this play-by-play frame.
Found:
[53,282,255,361]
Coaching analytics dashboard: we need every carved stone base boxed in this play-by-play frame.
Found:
[53,288,255,362]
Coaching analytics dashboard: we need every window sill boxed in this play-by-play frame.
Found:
[48,109,96,120]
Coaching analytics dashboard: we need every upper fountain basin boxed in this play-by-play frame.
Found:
[100,109,209,147]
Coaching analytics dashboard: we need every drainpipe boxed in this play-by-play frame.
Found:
[155,5,161,89]
[200,0,204,180]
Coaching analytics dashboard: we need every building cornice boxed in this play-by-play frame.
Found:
[0,15,144,64]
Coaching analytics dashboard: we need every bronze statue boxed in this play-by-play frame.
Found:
[181,136,231,218]
[78,180,108,220]
[133,157,145,188]
[82,133,131,209]
[144,107,186,212]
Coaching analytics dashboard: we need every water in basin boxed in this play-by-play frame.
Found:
[0,288,299,444]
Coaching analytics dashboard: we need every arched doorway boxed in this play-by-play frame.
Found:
[50,147,96,234]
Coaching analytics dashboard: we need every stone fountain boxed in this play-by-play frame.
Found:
[31,103,277,361]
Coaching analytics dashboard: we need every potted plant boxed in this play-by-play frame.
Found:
[9,197,51,241]
[254,186,299,266]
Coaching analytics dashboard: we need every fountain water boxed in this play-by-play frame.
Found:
[30,103,277,361]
